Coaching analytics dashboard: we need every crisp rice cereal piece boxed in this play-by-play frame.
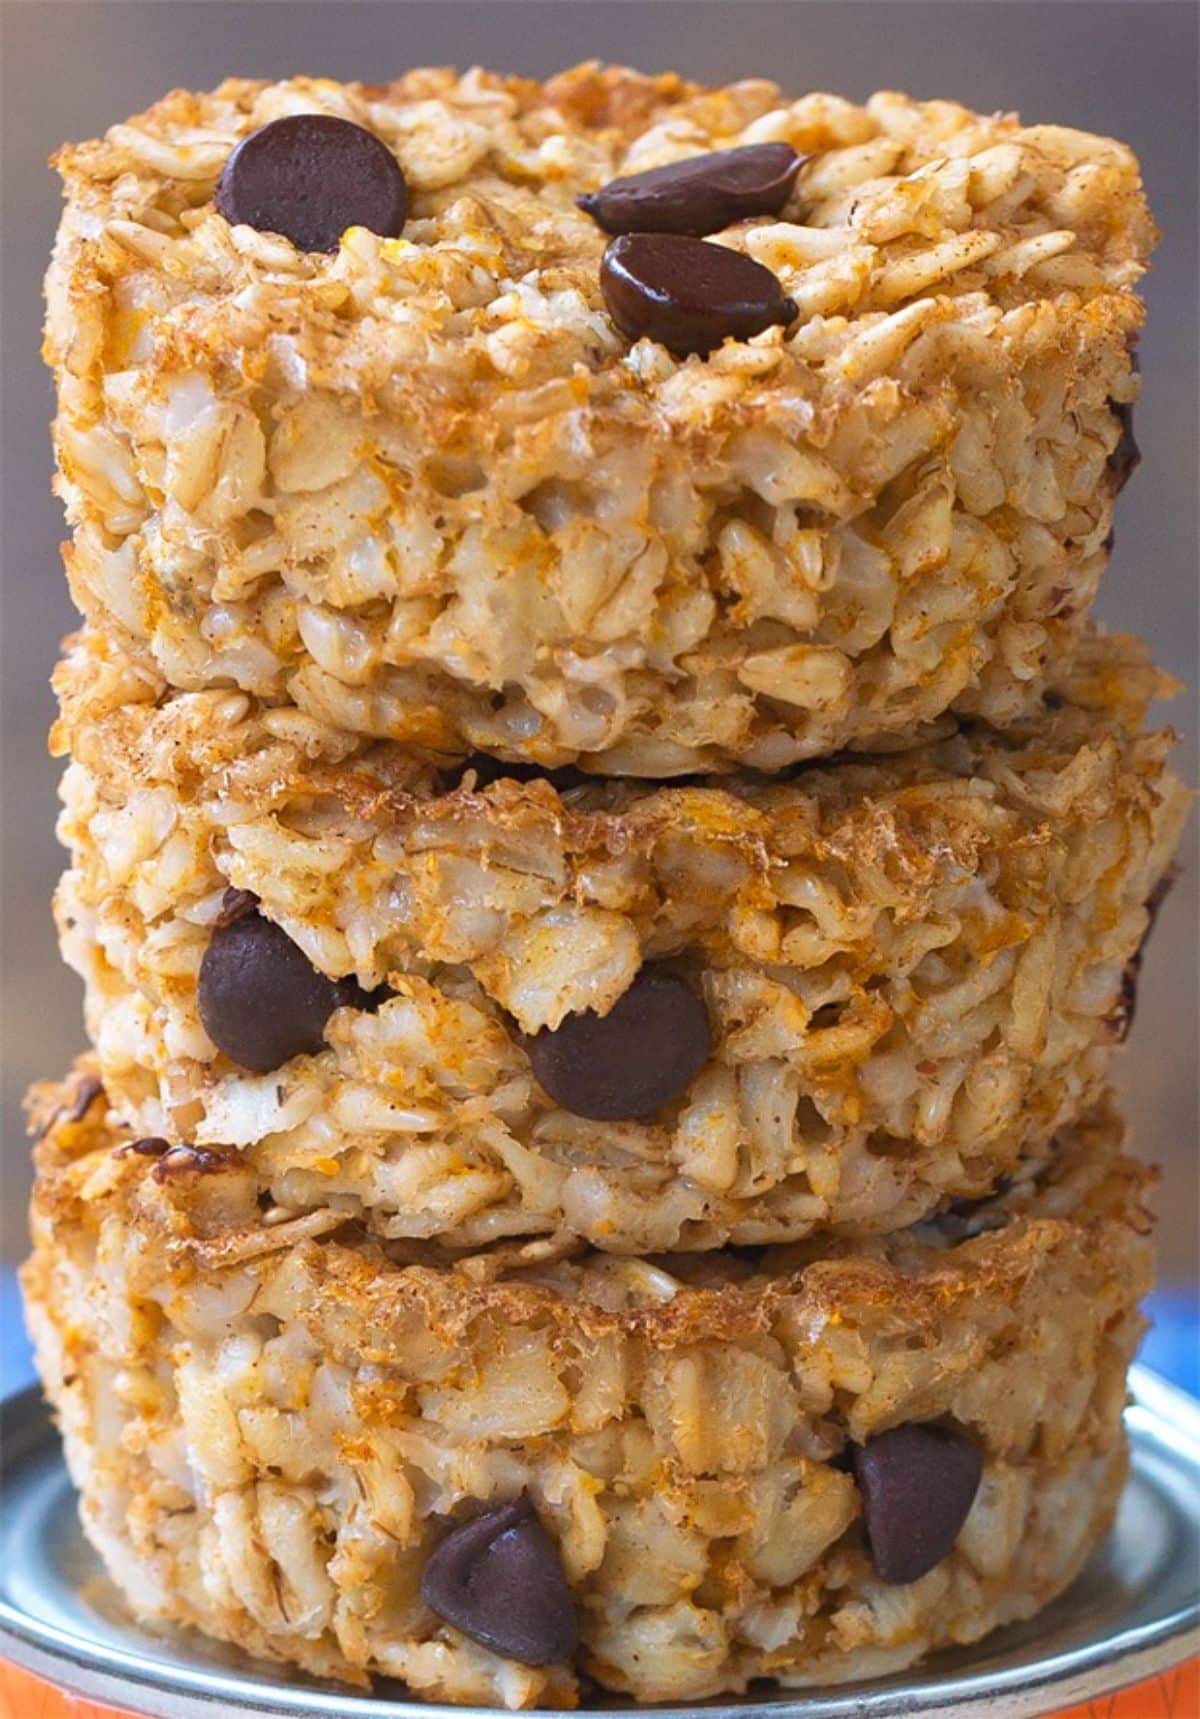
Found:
[24,1064,1153,1707]
[47,66,1152,773]
[50,625,1186,1253]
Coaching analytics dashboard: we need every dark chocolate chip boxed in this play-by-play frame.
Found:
[1145,868,1177,930]
[198,908,379,1074]
[118,1136,172,1159]
[526,965,712,1121]
[600,233,797,357]
[113,1137,237,1178]
[851,1422,982,1585]
[420,1495,578,1666]
[932,1175,1014,1243]
[1106,400,1141,492]
[579,142,806,237]
[1109,869,1176,1043]
[216,114,408,253]
[151,1143,238,1182]
[61,1074,104,1127]
[1110,963,1139,1044]
[215,886,260,929]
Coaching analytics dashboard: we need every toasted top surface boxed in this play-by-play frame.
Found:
[51,619,1177,820]
[50,63,1152,395]
[30,1058,1151,1335]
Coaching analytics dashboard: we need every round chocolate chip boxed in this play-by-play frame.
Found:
[216,114,408,253]
[851,1421,983,1585]
[1106,400,1141,492]
[526,965,711,1121]
[198,908,378,1073]
[578,142,806,237]
[600,233,797,357]
[420,1495,578,1666]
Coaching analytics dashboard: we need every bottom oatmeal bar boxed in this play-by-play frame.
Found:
[23,1062,1152,1708]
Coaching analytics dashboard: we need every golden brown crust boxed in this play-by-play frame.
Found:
[24,1062,1152,1706]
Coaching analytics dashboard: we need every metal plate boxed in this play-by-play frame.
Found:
[0,1366,1197,1719]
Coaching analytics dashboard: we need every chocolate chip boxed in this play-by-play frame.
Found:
[1109,870,1176,1043]
[1110,964,1139,1044]
[1145,869,1176,930]
[215,886,260,929]
[420,1495,578,1666]
[36,1073,105,1142]
[851,1422,982,1585]
[113,1136,237,1178]
[1106,400,1141,492]
[62,1074,103,1126]
[216,114,408,253]
[579,142,806,237]
[600,233,797,357]
[198,908,380,1073]
[118,1136,171,1159]
[526,965,711,1121]
[934,1176,1015,1242]
[150,1143,239,1182]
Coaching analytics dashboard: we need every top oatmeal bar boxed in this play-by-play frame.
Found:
[47,64,1154,774]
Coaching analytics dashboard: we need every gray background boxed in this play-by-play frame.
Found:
[1,0,1196,1274]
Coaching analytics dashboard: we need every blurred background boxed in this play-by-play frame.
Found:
[2,2,1196,1377]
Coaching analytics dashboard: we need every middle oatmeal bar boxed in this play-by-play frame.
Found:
[50,625,1186,1253]
[47,65,1152,774]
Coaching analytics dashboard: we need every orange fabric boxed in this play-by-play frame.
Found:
[1,1654,1197,1717]
[1056,1658,1200,1719]
[0,1662,142,1719]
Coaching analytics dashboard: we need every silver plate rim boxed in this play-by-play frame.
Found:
[0,1364,1197,1719]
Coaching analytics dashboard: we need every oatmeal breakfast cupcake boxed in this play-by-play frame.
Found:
[24,1065,1152,1708]
[47,65,1151,774]
[50,625,1185,1254]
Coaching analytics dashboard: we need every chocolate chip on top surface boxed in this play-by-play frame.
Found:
[600,232,797,356]
[578,141,806,236]
[216,113,407,252]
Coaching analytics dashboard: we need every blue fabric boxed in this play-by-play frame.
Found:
[1,1267,1196,1401]
[1137,1286,1200,1398]
[0,1268,35,1399]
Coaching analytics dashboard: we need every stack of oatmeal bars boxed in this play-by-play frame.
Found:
[23,64,1186,1710]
